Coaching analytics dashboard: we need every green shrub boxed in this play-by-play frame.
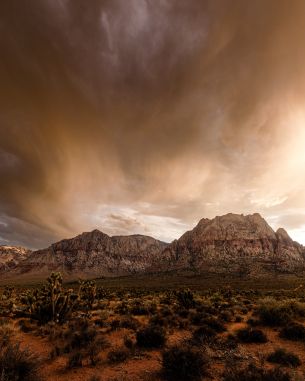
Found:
[136,325,166,348]
[236,327,267,343]
[267,348,301,367]
[162,346,209,380]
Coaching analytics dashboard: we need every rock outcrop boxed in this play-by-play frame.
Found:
[2,213,305,280]
[156,213,305,276]
[0,246,31,272]
[14,230,168,278]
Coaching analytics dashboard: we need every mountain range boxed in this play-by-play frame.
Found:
[1,213,305,280]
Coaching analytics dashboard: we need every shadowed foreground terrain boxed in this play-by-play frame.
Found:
[2,273,305,380]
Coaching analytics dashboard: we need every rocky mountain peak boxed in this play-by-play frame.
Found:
[159,213,305,277]
[276,227,293,241]
[2,213,305,281]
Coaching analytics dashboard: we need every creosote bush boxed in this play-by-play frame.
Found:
[162,346,209,381]
[0,342,42,381]
[136,325,166,348]
[236,327,267,343]
[223,362,291,381]
[267,348,301,367]
[107,347,129,363]
[257,298,305,326]
[279,322,305,341]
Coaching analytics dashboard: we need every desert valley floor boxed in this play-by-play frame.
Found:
[1,274,305,381]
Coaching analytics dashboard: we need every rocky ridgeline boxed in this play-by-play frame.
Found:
[157,213,305,276]
[14,230,168,278]
[2,213,305,279]
[0,245,31,272]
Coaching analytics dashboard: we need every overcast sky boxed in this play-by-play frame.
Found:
[1,0,305,248]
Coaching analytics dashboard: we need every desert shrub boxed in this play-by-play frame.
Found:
[124,336,135,350]
[222,362,291,381]
[119,316,139,330]
[136,325,166,348]
[191,311,209,326]
[0,318,10,326]
[110,319,121,330]
[0,325,13,347]
[0,342,42,381]
[162,346,209,380]
[220,310,234,322]
[88,376,101,381]
[87,340,103,366]
[202,316,226,333]
[280,322,305,341]
[107,348,129,363]
[177,308,189,318]
[175,290,196,309]
[67,351,83,368]
[192,325,217,344]
[236,327,267,343]
[70,325,98,349]
[257,298,305,326]
[18,319,36,333]
[247,318,260,327]
[267,348,301,367]
[130,300,151,315]
[150,314,169,328]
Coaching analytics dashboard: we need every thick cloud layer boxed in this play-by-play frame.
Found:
[1,0,305,248]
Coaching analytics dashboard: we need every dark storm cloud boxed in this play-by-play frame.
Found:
[1,0,305,248]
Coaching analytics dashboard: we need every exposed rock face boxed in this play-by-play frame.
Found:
[0,246,31,272]
[2,213,305,280]
[156,213,305,276]
[16,230,168,278]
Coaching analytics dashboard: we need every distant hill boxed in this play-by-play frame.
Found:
[2,213,305,281]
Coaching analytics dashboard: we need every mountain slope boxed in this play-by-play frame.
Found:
[14,230,168,278]
[0,245,31,272]
[156,213,305,276]
[2,213,305,281]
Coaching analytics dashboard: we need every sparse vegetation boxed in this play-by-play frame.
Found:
[267,348,301,367]
[136,324,166,348]
[236,327,268,343]
[162,346,209,380]
[1,273,305,380]
[222,362,292,381]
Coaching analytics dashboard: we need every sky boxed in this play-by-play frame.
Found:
[1,0,305,249]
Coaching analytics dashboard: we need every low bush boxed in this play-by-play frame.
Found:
[267,348,301,367]
[236,327,267,343]
[280,322,305,341]
[257,298,305,326]
[107,348,129,363]
[0,342,42,381]
[223,362,291,381]
[162,346,209,380]
[192,325,217,344]
[67,351,83,368]
[136,325,166,348]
